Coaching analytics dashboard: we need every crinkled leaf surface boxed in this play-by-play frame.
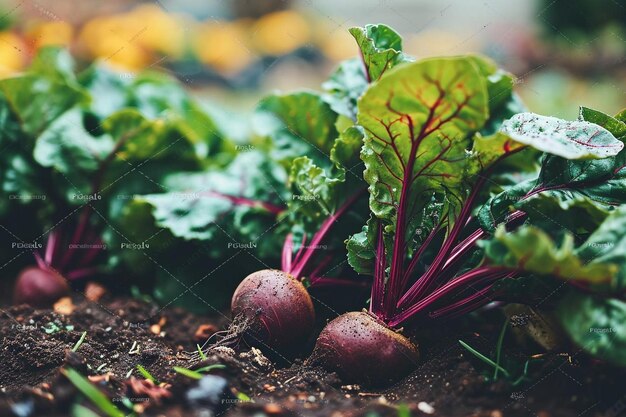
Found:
[349,24,408,82]
[479,225,616,284]
[255,91,339,166]
[500,112,623,159]
[137,151,287,257]
[322,58,369,120]
[359,57,488,226]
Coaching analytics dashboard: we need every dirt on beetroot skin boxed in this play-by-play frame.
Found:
[0,295,624,417]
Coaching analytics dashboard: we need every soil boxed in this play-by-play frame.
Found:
[1,294,624,417]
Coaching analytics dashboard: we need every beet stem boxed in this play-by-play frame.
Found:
[281,233,294,273]
[389,266,510,327]
[290,189,365,279]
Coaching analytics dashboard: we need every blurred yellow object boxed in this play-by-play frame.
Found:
[193,21,254,74]
[79,15,152,70]
[127,4,185,57]
[251,10,310,56]
[26,21,73,49]
[0,32,26,77]
[319,27,357,61]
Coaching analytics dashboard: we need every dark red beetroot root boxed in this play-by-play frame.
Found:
[231,269,315,351]
[13,267,70,307]
[312,311,419,386]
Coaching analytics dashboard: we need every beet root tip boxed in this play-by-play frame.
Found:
[231,269,315,351]
[312,311,419,386]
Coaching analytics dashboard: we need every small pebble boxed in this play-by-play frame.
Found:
[418,401,435,414]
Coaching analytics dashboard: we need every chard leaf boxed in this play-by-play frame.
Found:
[0,49,89,136]
[102,109,198,162]
[289,126,364,220]
[479,225,616,284]
[322,58,369,120]
[255,91,339,166]
[358,57,488,230]
[467,55,515,114]
[346,216,379,275]
[136,151,286,258]
[517,193,609,236]
[349,24,408,82]
[34,109,114,174]
[479,107,626,230]
[500,112,623,159]
[576,206,626,290]
[557,292,626,367]
[579,107,626,139]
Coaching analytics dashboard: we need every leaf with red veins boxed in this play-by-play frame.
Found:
[500,113,623,160]
[358,57,488,227]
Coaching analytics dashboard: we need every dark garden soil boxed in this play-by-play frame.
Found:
[1,294,624,417]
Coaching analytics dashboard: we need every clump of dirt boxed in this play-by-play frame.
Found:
[1,296,624,417]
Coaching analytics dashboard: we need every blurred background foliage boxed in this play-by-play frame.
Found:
[0,0,623,119]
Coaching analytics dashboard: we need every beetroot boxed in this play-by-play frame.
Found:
[13,267,70,307]
[231,269,315,350]
[312,311,419,386]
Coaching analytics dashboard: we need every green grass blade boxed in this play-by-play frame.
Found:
[173,366,204,380]
[71,331,87,352]
[197,344,207,360]
[459,340,510,378]
[493,319,508,380]
[63,368,124,417]
[136,364,157,383]
[195,364,226,373]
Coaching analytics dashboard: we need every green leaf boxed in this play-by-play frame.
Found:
[468,55,515,114]
[557,292,626,366]
[0,48,89,136]
[500,112,623,159]
[34,108,114,175]
[346,216,379,275]
[322,58,369,119]
[255,91,339,166]
[479,225,617,284]
[516,193,609,235]
[137,151,286,257]
[288,126,364,222]
[358,57,488,229]
[348,24,407,82]
[102,109,198,162]
[579,107,626,139]
[63,368,125,417]
[576,206,626,290]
